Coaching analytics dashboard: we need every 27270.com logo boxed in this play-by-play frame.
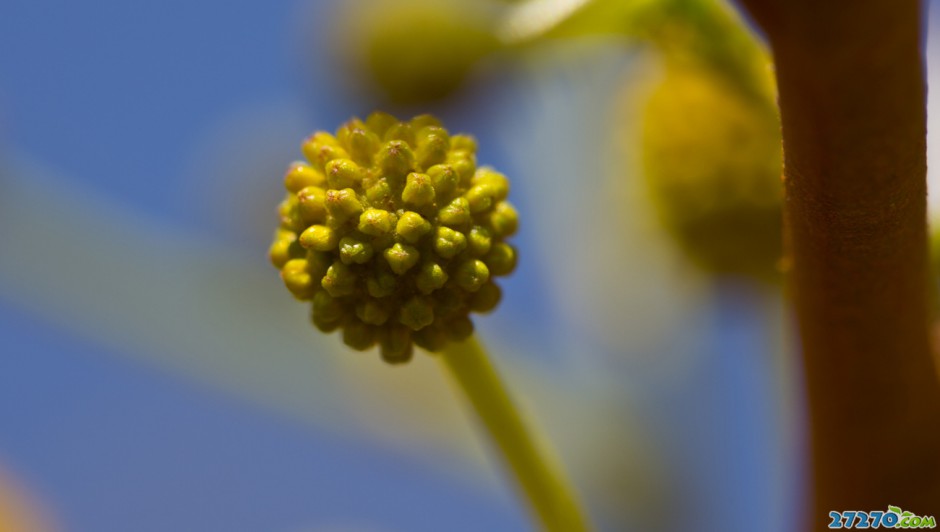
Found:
[829,506,936,529]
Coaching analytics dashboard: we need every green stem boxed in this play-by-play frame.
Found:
[439,336,590,532]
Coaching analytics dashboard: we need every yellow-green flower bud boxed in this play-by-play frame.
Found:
[326,158,365,190]
[380,325,413,364]
[302,132,349,171]
[468,282,501,313]
[296,186,328,225]
[377,140,414,180]
[467,226,491,257]
[358,208,397,236]
[366,270,398,298]
[339,235,374,265]
[415,127,450,169]
[299,225,338,251]
[281,258,315,300]
[399,296,435,331]
[322,261,358,297]
[343,319,376,351]
[325,188,364,223]
[450,134,477,153]
[427,164,459,201]
[384,243,420,275]
[383,121,416,146]
[366,111,397,139]
[270,113,517,362]
[336,119,380,166]
[433,226,467,259]
[311,290,347,332]
[284,161,325,193]
[415,261,448,294]
[488,201,518,237]
[454,259,489,292]
[465,184,495,213]
[472,168,509,201]
[446,150,476,186]
[402,172,435,206]
[396,211,431,244]
[269,229,299,268]
[357,298,391,326]
[486,242,517,277]
[439,197,471,227]
[446,316,474,341]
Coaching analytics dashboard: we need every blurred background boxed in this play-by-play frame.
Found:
[0,0,936,530]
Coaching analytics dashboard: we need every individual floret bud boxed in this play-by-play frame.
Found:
[306,250,333,282]
[336,119,380,166]
[366,111,398,138]
[322,261,358,297]
[278,196,304,232]
[485,242,517,276]
[435,286,466,319]
[450,134,477,153]
[439,197,471,227]
[453,259,490,292]
[427,164,459,201]
[356,298,391,326]
[311,291,347,332]
[399,296,435,331]
[281,258,315,300]
[402,172,435,206]
[416,127,450,169]
[446,316,474,341]
[413,325,449,352]
[343,319,376,351]
[472,168,509,201]
[384,243,420,275]
[380,325,413,364]
[465,184,496,213]
[416,261,448,294]
[489,201,518,237]
[299,225,339,251]
[284,161,325,193]
[468,282,501,313]
[365,179,394,206]
[325,188,364,223]
[269,229,300,268]
[326,158,365,189]
[396,211,432,244]
[434,226,467,259]
[376,140,415,180]
[302,132,350,171]
[339,235,374,265]
[297,186,328,224]
[383,122,416,146]
[446,150,476,186]
[358,208,397,236]
[467,226,491,256]
[366,270,398,298]
[411,114,442,130]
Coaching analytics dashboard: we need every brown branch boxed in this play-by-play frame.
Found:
[735,0,940,528]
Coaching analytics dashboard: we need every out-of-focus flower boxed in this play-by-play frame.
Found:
[640,63,782,280]
[0,467,52,532]
[271,113,517,362]
[334,0,501,104]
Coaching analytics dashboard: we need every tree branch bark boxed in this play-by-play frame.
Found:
[734,0,940,527]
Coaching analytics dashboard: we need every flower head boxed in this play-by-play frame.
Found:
[270,113,517,363]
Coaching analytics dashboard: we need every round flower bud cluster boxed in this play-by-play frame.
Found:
[269,112,518,363]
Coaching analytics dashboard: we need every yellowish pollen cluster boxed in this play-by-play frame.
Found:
[270,112,518,363]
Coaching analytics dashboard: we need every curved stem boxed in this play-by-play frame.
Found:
[439,336,590,532]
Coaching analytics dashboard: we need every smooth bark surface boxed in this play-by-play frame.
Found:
[736,0,940,527]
